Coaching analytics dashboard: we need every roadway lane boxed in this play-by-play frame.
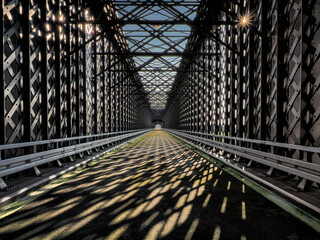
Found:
[0,130,319,240]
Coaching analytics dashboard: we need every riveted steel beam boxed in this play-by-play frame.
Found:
[0,0,5,158]
[96,52,220,56]
[21,0,31,148]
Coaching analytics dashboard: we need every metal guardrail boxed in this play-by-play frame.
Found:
[0,129,150,190]
[166,129,320,189]
[0,129,143,152]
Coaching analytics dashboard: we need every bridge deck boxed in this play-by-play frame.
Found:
[0,131,319,240]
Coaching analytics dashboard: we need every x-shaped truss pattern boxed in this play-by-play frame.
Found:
[112,0,201,114]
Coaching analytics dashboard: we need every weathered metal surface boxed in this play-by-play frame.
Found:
[1,0,152,161]
[164,0,320,167]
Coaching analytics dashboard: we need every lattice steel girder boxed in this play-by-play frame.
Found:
[68,20,237,26]
[0,0,5,151]
[97,52,220,56]
[108,69,211,72]
[1,0,153,157]
[112,0,198,22]
[111,0,200,5]
[21,0,31,145]
[275,0,285,143]
[39,0,48,141]
[107,0,210,112]
[164,0,320,166]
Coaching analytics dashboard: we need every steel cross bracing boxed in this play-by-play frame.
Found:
[1,0,154,160]
[163,0,320,194]
[1,0,320,220]
[111,0,201,117]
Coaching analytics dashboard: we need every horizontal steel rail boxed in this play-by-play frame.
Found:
[0,130,150,190]
[0,130,143,151]
[175,130,320,154]
[166,129,320,184]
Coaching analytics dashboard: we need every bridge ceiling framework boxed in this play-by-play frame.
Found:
[1,0,152,158]
[164,0,320,165]
[112,0,201,118]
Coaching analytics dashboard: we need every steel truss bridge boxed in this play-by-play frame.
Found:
[1,0,320,238]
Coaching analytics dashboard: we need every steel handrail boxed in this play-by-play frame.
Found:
[166,129,320,184]
[175,129,320,154]
[0,129,143,151]
[0,129,150,190]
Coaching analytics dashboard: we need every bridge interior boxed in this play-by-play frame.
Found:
[0,131,318,239]
[1,0,320,239]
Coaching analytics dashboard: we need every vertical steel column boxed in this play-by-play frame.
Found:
[298,0,314,173]
[230,26,236,138]
[0,0,5,156]
[201,41,205,133]
[187,73,190,130]
[75,1,80,136]
[126,67,129,130]
[126,69,129,130]
[124,66,127,130]
[208,39,214,134]
[102,37,107,133]
[182,78,186,129]
[183,75,186,130]
[21,0,31,147]
[248,29,254,139]
[106,40,111,132]
[117,62,121,131]
[108,43,113,132]
[199,45,202,132]
[122,64,125,131]
[299,0,309,147]
[215,30,221,135]
[130,87,136,129]
[191,64,195,131]
[114,54,117,131]
[82,16,87,136]
[247,0,255,139]
[93,25,98,134]
[260,0,267,140]
[238,0,245,138]
[190,69,193,131]
[40,0,48,141]
[205,40,209,134]
[183,75,186,129]
[195,61,199,132]
[276,0,285,143]
[113,55,117,132]
[54,1,61,139]
[0,0,6,160]
[119,63,123,131]
[119,59,122,131]
[123,66,126,131]
[66,0,72,138]
[129,75,132,129]
[115,56,118,132]
[299,0,320,167]
[197,59,201,132]
[116,57,120,131]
